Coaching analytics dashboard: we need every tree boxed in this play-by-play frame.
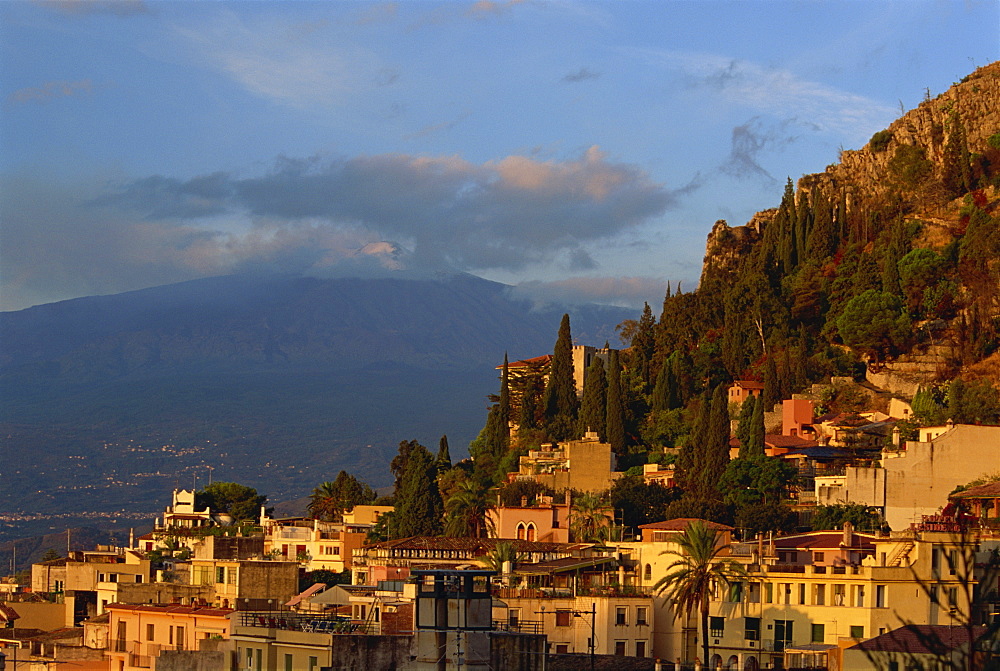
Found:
[747,395,765,457]
[610,474,680,531]
[734,396,755,456]
[308,471,376,522]
[577,355,607,438]
[653,520,748,667]
[810,504,883,533]
[695,384,731,500]
[444,476,494,538]
[719,455,798,538]
[605,350,626,455]
[482,541,525,574]
[569,492,614,543]
[543,314,578,440]
[436,435,452,476]
[388,441,443,538]
[836,290,912,368]
[947,379,1000,425]
[196,482,268,522]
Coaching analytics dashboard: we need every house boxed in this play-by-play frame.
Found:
[951,481,1000,521]
[106,603,233,671]
[816,424,1000,530]
[261,516,371,572]
[729,381,764,406]
[508,431,619,494]
[783,399,816,438]
[842,624,988,670]
[185,558,299,611]
[31,548,151,625]
[487,493,571,543]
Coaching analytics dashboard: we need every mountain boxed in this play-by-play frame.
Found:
[0,271,633,523]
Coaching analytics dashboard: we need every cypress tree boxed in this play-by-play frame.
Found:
[436,435,452,475]
[748,395,766,456]
[735,395,755,457]
[577,356,607,439]
[650,358,672,414]
[632,303,657,389]
[498,353,511,450]
[698,384,731,499]
[389,442,443,538]
[762,357,779,410]
[543,314,578,440]
[605,350,626,455]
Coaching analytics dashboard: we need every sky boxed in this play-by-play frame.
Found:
[1,0,997,312]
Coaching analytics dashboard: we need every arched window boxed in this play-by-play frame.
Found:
[644,564,652,581]
[516,523,526,540]
[526,523,536,542]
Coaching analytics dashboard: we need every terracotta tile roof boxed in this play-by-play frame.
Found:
[951,482,1000,499]
[639,518,734,531]
[765,435,818,449]
[366,536,581,553]
[849,624,985,655]
[515,556,617,575]
[773,531,876,551]
[732,380,764,390]
[0,604,19,622]
[502,354,552,369]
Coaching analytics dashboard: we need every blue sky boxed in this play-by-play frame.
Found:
[1,0,997,312]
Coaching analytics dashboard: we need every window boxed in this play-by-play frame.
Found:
[856,585,866,607]
[773,620,793,652]
[526,524,536,542]
[947,587,958,609]
[644,564,652,581]
[308,657,318,671]
[876,585,887,608]
[245,648,253,670]
[333,546,340,556]
[729,582,743,602]
[168,626,173,645]
[556,644,569,654]
[833,584,846,606]
[516,523,525,540]
[814,584,825,606]
[748,582,760,603]
[636,607,648,626]
[555,610,572,627]
[216,566,226,583]
[636,641,646,657]
[813,552,825,563]
[175,626,185,650]
[932,546,941,577]
[710,617,724,638]
[284,654,293,671]
[850,625,864,639]
[811,623,825,643]
[508,609,520,628]
[764,583,773,604]
[948,549,958,575]
[146,624,155,641]
[614,641,626,656]
[744,617,760,641]
[615,606,627,626]
[798,583,806,605]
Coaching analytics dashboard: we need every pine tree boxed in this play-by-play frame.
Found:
[605,350,626,455]
[543,314,578,440]
[577,355,607,439]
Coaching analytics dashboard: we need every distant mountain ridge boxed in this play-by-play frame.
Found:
[0,271,633,523]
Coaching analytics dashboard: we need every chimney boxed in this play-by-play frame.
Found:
[842,522,854,547]
[946,418,954,429]
[521,496,528,507]
[892,426,901,448]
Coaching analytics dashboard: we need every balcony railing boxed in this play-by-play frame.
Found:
[237,611,368,634]
[492,619,544,635]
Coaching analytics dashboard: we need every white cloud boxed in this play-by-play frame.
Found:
[635,49,896,143]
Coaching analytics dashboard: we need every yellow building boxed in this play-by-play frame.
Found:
[510,431,619,494]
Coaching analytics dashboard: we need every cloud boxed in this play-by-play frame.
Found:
[37,0,150,16]
[720,117,799,183]
[466,0,526,19]
[1,147,682,308]
[404,111,472,140]
[562,67,601,83]
[8,80,93,105]
[637,49,896,142]
[175,13,378,109]
[508,276,668,309]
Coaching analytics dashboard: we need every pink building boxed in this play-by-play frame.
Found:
[783,398,816,437]
[487,495,571,543]
[728,380,764,406]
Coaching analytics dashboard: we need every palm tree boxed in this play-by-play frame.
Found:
[569,492,613,542]
[444,478,495,538]
[482,540,525,574]
[308,481,341,522]
[653,520,748,667]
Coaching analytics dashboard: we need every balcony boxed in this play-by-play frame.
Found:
[493,619,544,635]
[237,611,368,634]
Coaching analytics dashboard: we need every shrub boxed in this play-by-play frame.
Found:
[869,129,894,152]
